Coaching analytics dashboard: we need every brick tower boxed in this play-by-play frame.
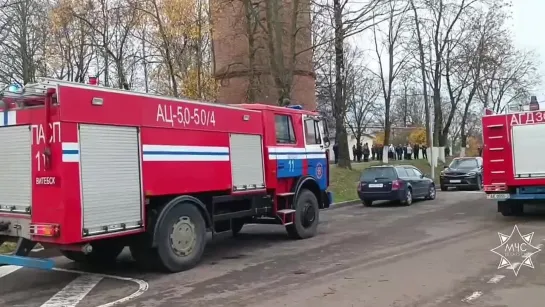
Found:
[210,0,316,110]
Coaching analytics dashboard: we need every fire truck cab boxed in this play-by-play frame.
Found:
[0,78,332,272]
[482,96,545,216]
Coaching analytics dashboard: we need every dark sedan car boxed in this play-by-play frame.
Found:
[357,165,436,207]
[439,157,483,191]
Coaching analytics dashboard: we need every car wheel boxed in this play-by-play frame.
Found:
[362,199,373,207]
[426,184,436,200]
[475,176,483,191]
[401,188,413,206]
[440,185,448,191]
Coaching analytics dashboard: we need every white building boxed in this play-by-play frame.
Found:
[325,133,376,161]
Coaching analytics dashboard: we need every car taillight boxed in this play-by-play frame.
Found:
[392,180,401,190]
[357,182,362,190]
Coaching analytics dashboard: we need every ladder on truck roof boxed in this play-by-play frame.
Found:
[0,78,63,105]
[1,77,256,111]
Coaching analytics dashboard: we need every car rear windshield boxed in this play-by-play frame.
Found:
[360,167,397,181]
[449,159,478,168]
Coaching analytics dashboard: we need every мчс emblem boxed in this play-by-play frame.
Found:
[490,225,541,276]
[316,163,323,179]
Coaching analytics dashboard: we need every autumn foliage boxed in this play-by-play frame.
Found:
[465,136,481,156]
[46,0,218,100]
[374,127,427,146]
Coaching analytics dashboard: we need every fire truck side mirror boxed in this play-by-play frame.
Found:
[321,120,331,147]
[323,136,330,147]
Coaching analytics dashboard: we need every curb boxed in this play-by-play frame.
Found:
[323,199,360,211]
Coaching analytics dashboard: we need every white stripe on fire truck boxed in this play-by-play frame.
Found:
[268,147,326,160]
[142,144,230,162]
[0,110,16,126]
[62,142,80,162]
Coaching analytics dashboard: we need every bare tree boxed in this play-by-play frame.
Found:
[479,43,539,113]
[71,0,140,89]
[0,0,47,85]
[344,49,381,147]
[420,0,476,154]
[313,0,384,169]
[48,0,96,82]
[371,0,410,162]
[409,0,432,154]
[457,3,507,155]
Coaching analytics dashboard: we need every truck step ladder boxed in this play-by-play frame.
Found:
[276,209,296,225]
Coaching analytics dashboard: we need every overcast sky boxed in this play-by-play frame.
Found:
[348,1,544,103]
[512,0,545,100]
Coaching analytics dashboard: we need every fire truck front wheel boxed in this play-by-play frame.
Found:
[286,189,320,239]
[155,203,207,272]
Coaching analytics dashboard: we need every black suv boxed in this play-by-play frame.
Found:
[439,157,483,191]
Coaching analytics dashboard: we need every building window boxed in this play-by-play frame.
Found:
[275,115,296,144]
[304,119,321,145]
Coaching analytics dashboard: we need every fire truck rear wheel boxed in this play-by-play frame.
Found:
[286,189,319,239]
[231,219,245,237]
[499,201,524,216]
[155,203,207,272]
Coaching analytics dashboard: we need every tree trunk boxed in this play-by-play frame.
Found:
[243,0,257,102]
[333,0,350,169]
[382,96,391,163]
[410,0,431,154]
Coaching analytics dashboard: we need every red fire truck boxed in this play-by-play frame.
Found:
[0,78,332,272]
[482,96,544,216]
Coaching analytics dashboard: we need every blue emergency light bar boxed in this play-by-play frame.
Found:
[286,105,303,110]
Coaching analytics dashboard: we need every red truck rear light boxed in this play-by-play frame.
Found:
[30,224,60,237]
[484,184,507,192]
[392,180,401,190]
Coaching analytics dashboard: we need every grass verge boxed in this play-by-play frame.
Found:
[329,158,450,203]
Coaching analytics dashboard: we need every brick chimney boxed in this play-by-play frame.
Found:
[210,0,316,110]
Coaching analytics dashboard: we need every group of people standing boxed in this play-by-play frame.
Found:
[331,142,429,163]
[383,143,428,161]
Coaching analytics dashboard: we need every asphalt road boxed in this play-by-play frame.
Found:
[2,190,545,307]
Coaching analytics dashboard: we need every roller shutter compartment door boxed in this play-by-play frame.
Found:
[79,124,142,236]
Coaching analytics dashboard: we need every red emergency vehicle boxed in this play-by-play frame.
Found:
[0,78,332,272]
[482,96,545,216]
